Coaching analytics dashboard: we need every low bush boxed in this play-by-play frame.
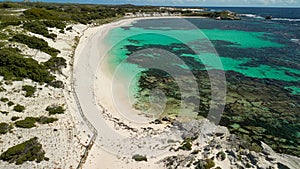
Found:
[204,158,215,169]
[13,104,25,112]
[0,111,9,115]
[15,117,37,128]
[22,85,36,97]
[216,151,226,161]
[11,116,20,121]
[66,26,72,31]
[44,56,67,72]
[24,8,69,21]
[46,105,65,115]
[0,21,22,29]
[43,20,66,30]
[23,21,57,40]
[15,116,58,128]
[48,80,64,88]
[0,48,55,83]
[38,116,58,124]
[179,138,193,151]
[0,122,12,134]
[10,34,60,56]
[132,154,147,162]
[0,97,9,102]
[7,101,14,106]
[0,137,46,164]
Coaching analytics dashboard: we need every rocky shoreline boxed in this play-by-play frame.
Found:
[159,120,300,169]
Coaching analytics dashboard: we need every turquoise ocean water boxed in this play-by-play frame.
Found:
[104,18,300,94]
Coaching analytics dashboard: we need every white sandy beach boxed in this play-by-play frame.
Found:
[74,17,182,169]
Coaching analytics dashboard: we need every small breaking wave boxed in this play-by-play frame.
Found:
[239,14,264,19]
[271,18,300,22]
[240,14,300,22]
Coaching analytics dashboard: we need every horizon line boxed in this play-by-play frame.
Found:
[1,1,300,8]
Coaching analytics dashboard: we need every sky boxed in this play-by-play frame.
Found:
[2,0,300,7]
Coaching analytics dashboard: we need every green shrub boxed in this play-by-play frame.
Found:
[0,122,12,134]
[48,80,64,88]
[0,41,7,47]
[0,20,22,29]
[22,85,36,97]
[15,116,58,128]
[245,163,251,168]
[0,137,45,164]
[11,34,47,49]
[43,20,66,30]
[204,158,215,169]
[132,154,147,162]
[179,138,193,151]
[15,117,37,128]
[7,101,14,106]
[44,56,67,72]
[0,48,55,83]
[46,105,65,115]
[0,111,9,115]
[0,86,6,92]
[66,26,72,31]
[23,21,57,40]
[23,8,68,20]
[216,151,226,161]
[0,2,19,8]
[13,104,25,112]
[11,116,20,121]
[10,34,60,56]
[38,116,58,124]
[0,97,9,102]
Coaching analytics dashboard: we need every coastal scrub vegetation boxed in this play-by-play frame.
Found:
[15,117,36,128]
[194,158,215,169]
[44,56,67,72]
[0,48,55,83]
[0,111,9,115]
[15,116,58,128]
[10,34,60,56]
[11,116,20,121]
[46,105,65,115]
[7,101,14,107]
[23,21,57,40]
[0,137,46,165]
[0,122,13,134]
[178,138,193,151]
[22,85,36,97]
[132,154,147,162]
[13,104,25,112]
[0,97,9,102]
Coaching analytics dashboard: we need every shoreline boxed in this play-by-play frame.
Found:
[74,16,202,169]
[72,16,300,169]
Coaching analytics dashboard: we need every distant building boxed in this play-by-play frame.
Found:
[124,13,134,17]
